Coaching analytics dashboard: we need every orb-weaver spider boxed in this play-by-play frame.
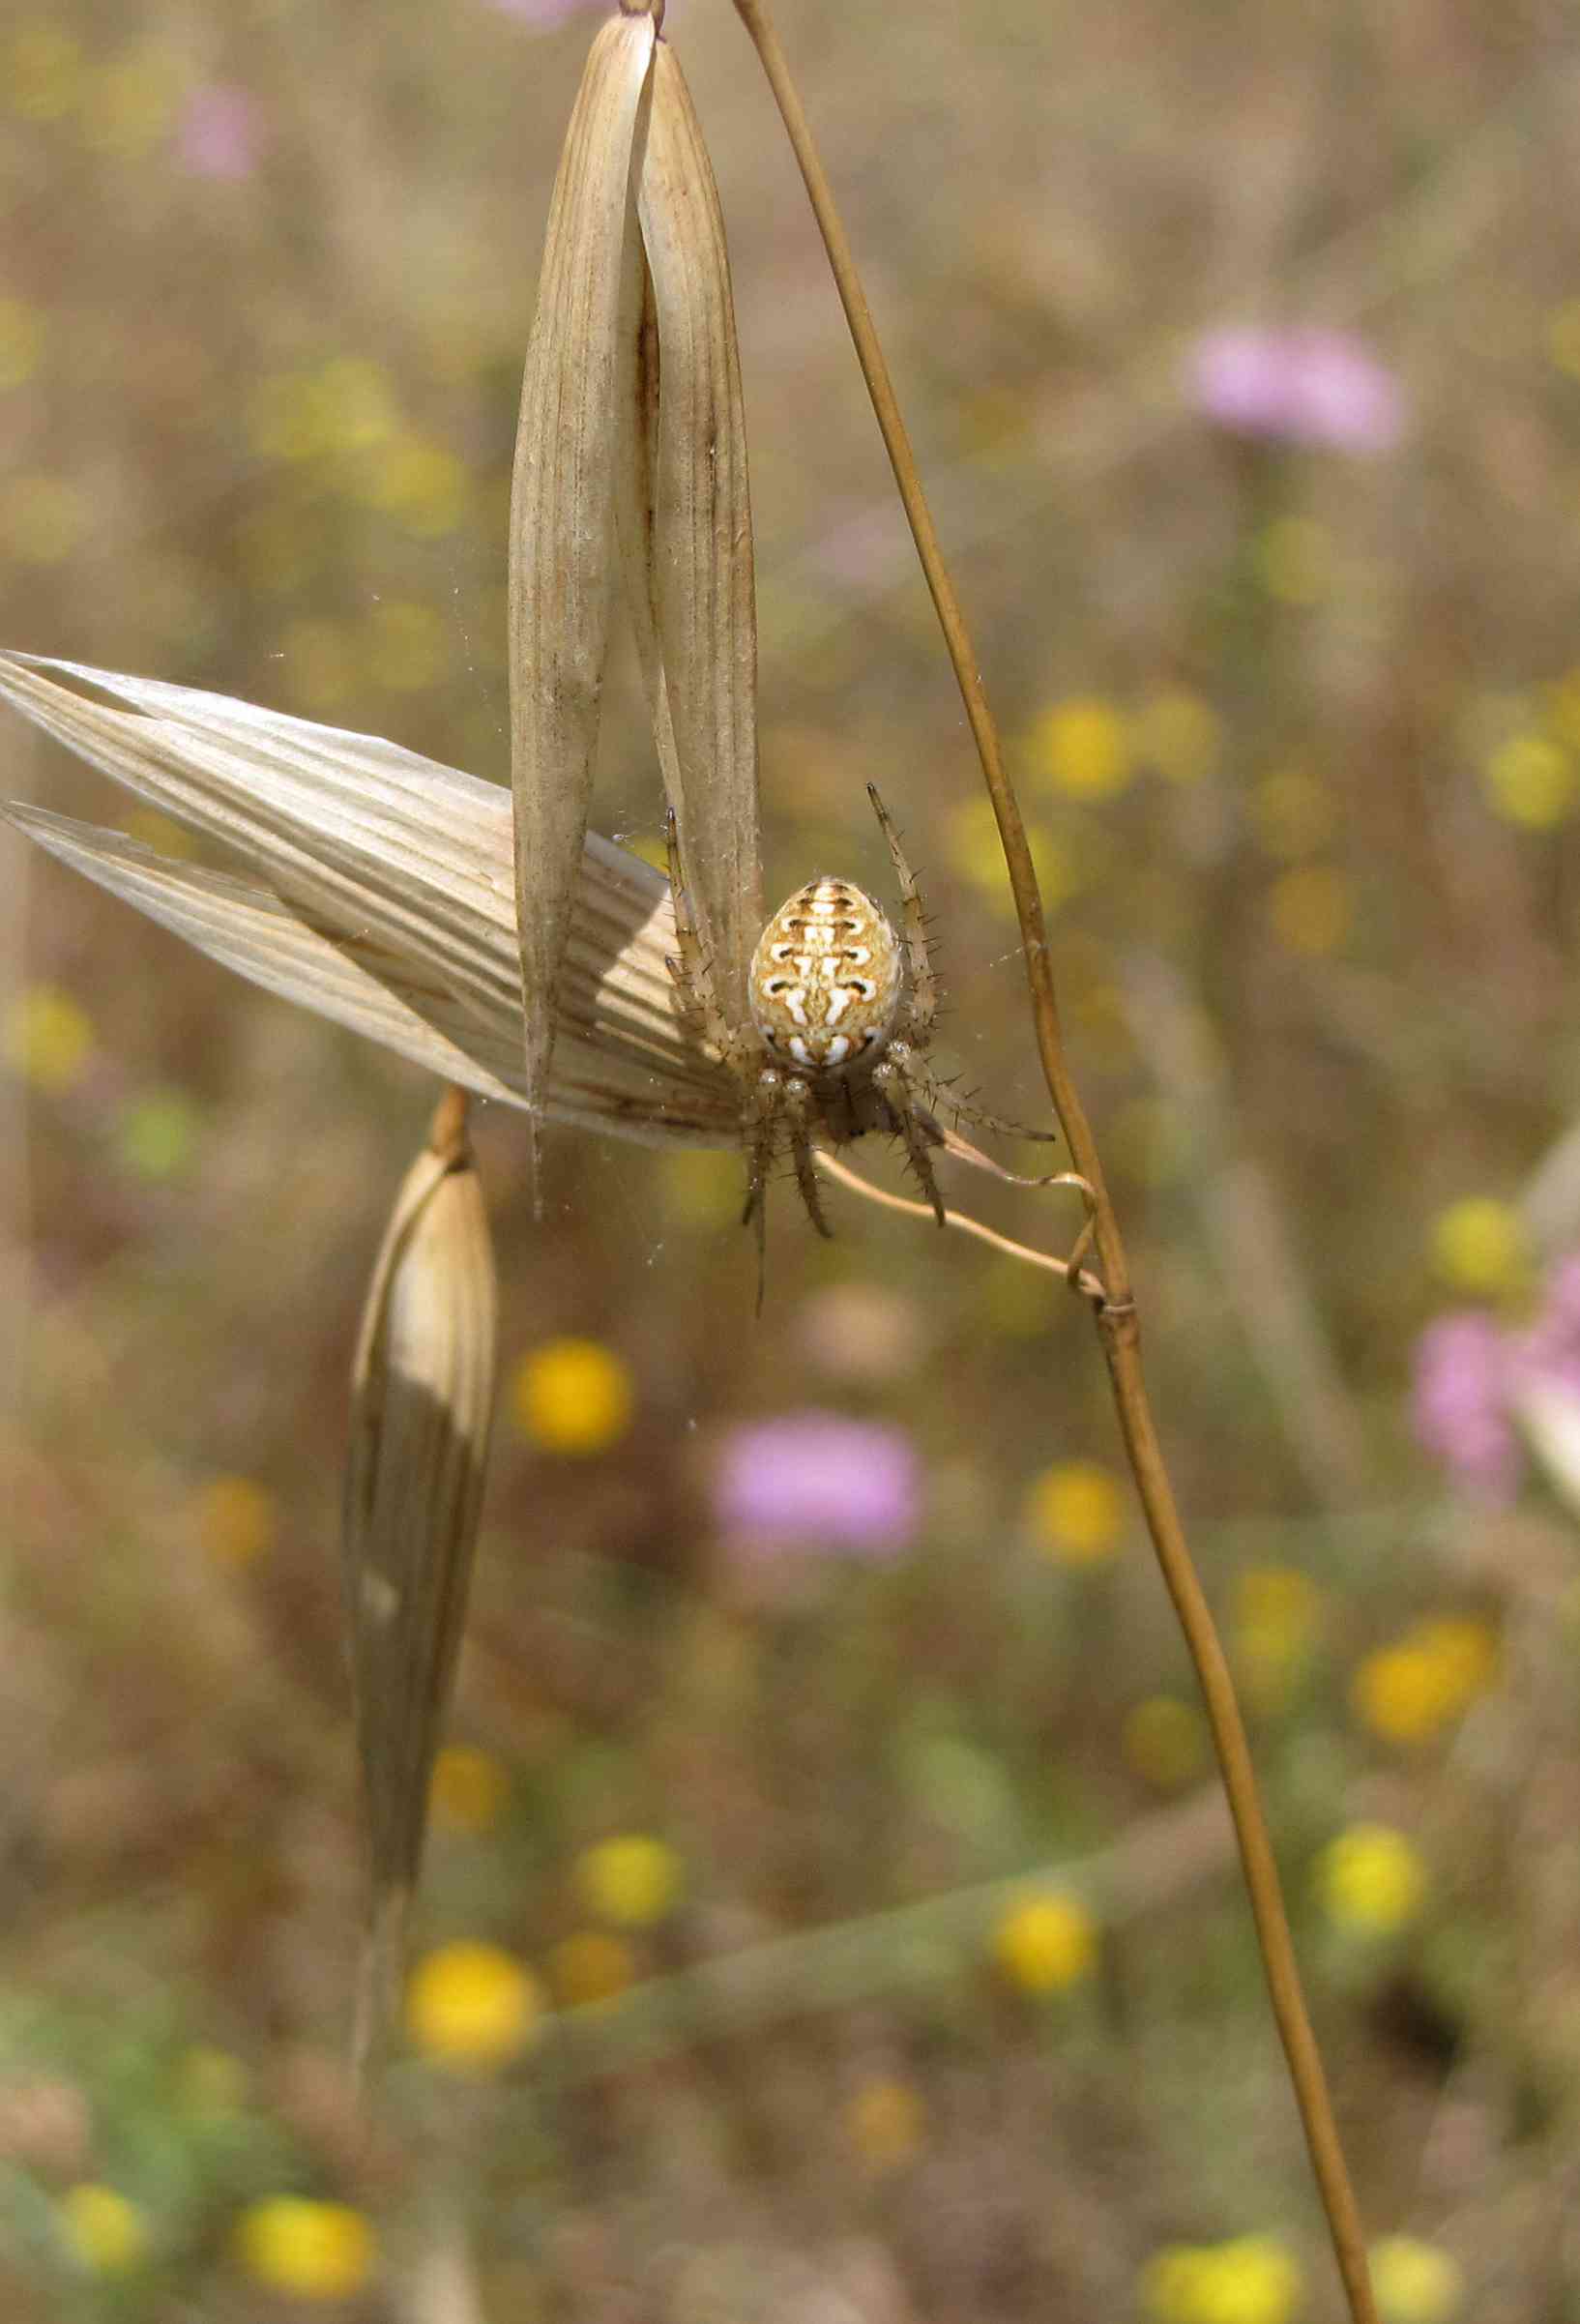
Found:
[665,785,1054,1274]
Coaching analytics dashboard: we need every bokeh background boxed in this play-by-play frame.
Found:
[7,0,1580,2315]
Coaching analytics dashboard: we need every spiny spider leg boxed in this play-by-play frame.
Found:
[741,1066,783,1312]
[922,1073,1061,1145]
[866,783,936,1040]
[782,1074,832,1239]
[872,1051,947,1227]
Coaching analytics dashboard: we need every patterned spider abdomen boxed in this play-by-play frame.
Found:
[747,879,903,1073]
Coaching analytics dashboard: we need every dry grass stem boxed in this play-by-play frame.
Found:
[730,5,1379,2316]
[344,1085,498,2085]
[814,1150,1104,1296]
[509,8,658,1198]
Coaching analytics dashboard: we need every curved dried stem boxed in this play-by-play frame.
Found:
[814,1150,1105,1300]
[731,7,1377,2319]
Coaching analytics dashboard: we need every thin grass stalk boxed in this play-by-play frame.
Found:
[728,7,1378,2318]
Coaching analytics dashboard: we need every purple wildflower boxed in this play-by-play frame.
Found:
[1191,327,1405,455]
[712,1412,922,1560]
[1410,1312,1518,1502]
[174,85,264,183]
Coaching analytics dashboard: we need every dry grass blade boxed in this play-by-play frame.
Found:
[510,9,657,1197]
[0,655,738,1146]
[633,39,763,1032]
[345,1088,497,2086]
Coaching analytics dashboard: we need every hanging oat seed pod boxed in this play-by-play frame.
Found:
[343,1086,498,2085]
[625,37,764,1037]
[510,4,658,1202]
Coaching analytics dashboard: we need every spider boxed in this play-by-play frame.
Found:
[664,784,1054,1279]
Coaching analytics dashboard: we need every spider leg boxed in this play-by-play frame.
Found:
[741,1067,784,1312]
[782,1074,833,1239]
[867,783,937,1044]
[872,1052,947,1227]
[921,1073,1061,1145]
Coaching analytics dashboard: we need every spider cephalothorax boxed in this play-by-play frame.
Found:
[666,785,1049,1279]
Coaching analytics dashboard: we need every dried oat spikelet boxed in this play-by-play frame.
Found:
[510,4,658,1203]
[343,1086,498,2086]
[623,34,764,1035]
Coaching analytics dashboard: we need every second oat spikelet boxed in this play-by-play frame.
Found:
[342,1085,498,2087]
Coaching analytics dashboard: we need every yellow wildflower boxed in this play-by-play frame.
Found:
[512,1338,634,1456]
[992,1890,1097,1993]
[1316,1823,1426,1938]
[1030,695,1132,801]
[405,1940,542,2071]
[1142,2235,1301,2324]
[1024,1459,1126,1567]
[1123,1694,1209,1789]
[575,1834,684,1927]
[844,2074,926,2171]
[549,1930,637,2008]
[235,2197,375,2300]
[1482,730,1577,829]
[57,2184,149,2276]
[429,1745,509,1834]
[1414,1616,1498,1699]
[1369,2235,1463,2324]
[195,1474,275,1570]
[1429,1196,1527,1295]
[1352,1616,1498,1748]
[3,984,93,1091]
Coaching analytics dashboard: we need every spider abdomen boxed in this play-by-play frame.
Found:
[747,877,903,1073]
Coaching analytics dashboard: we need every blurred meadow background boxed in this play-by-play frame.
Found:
[7,0,1580,2316]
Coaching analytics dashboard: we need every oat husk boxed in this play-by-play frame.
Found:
[509,7,658,1199]
[625,38,764,1033]
[343,1088,498,2084]
[0,653,737,1147]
